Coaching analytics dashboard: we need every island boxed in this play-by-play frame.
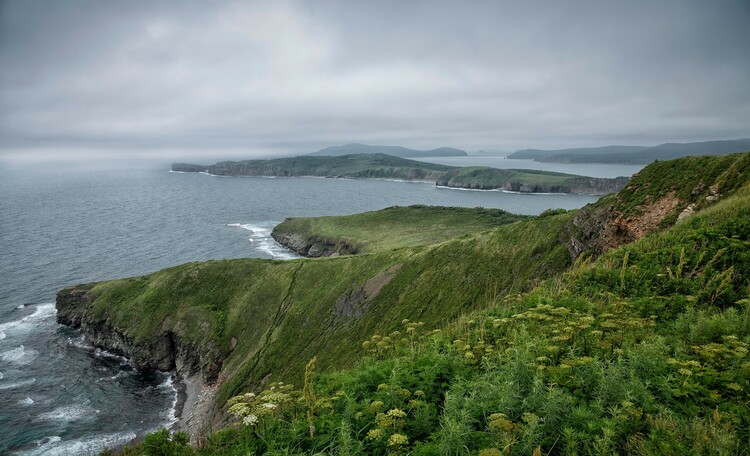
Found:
[172,153,628,195]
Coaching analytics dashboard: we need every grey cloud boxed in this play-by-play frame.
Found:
[1,0,749,158]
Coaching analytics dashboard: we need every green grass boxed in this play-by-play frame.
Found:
[115,169,750,455]
[173,154,626,194]
[174,153,454,181]
[271,205,528,255]
[73,153,750,454]
[61,210,576,410]
[435,167,626,194]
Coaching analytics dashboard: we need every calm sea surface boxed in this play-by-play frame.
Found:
[0,156,638,454]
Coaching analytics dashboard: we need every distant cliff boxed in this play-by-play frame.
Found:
[172,153,452,181]
[435,167,628,195]
[172,154,628,195]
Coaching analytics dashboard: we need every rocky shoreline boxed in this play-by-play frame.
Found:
[55,287,222,439]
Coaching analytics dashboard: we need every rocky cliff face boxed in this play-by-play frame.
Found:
[57,287,223,382]
[57,287,227,437]
[271,230,359,257]
[435,171,628,195]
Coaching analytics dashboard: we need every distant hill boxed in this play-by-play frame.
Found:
[509,145,647,161]
[172,153,453,181]
[309,143,468,158]
[508,138,750,163]
[173,153,626,195]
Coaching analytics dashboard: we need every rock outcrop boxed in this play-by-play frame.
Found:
[57,287,223,382]
[271,230,360,258]
[56,287,225,438]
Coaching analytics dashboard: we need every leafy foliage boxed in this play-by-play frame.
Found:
[128,177,750,455]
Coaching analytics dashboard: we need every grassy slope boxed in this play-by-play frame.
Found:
[435,167,626,193]
[71,210,575,409]
[126,180,750,456]
[271,206,529,255]
[187,154,455,180]
[173,154,622,194]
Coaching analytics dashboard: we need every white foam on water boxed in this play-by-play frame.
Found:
[17,432,136,456]
[0,377,36,390]
[36,402,97,422]
[1,345,39,365]
[18,396,34,406]
[0,371,4,379]
[161,375,179,429]
[227,222,299,260]
[16,304,26,309]
[0,304,56,339]
[93,348,129,364]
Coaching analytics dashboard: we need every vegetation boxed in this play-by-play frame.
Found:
[64,206,576,413]
[172,154,453,181]
[435,167,627,194]
[117,177,750,455]
[68,153,750,454]
[271,206,528,255]
[172,153,626,194]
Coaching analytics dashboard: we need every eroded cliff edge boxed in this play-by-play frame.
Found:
[56,286,225,437]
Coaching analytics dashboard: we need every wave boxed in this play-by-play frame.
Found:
[161,375,179,429]
[226,222,299,260]
[93,348,129,364]
[0,304,56,339]
[18,396,34,406]
[0,377,37,390]
[1,345,39,365]
[36,402,97,423]
[16,432,136,456]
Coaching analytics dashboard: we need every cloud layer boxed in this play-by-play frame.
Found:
[1,0,749,157]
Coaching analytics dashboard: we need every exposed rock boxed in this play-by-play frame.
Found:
[333,265,402,318]
[56,286,226,438]
[57,288,224,382]
[272,228,359,257]
[677,204,696,222]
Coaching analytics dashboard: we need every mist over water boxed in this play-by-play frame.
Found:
[0,156,607,453]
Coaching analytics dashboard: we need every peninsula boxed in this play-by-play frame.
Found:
[57,152,750,454]
[172,153,627,195]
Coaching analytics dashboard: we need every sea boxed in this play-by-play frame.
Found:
[0,155,644,454]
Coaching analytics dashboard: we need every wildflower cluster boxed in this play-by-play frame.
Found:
[362,319,435,358]
[227,382,298,428]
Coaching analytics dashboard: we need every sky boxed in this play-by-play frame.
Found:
[1,0,749,159]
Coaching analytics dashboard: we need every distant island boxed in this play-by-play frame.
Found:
[172,153,627,195]
[308,143,468,158]
[508,138,750,164]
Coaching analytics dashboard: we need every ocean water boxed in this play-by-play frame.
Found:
[0,157,608,454]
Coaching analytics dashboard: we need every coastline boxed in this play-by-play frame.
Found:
[174,373,219,441]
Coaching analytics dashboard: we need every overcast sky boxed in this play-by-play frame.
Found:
[1,0,749,159]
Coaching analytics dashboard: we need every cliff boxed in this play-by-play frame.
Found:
[435,167,628,195]
[271,206,528,257]
[172,154,627,195]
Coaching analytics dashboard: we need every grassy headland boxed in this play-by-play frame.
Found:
[172,153,626,195]
[172,153,453,181]
[60,153,750,454]
[271,206,529,257]
[436,166,628,194]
